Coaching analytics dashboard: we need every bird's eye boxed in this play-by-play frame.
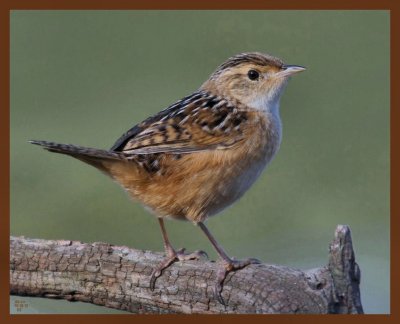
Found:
[247,70,260,81]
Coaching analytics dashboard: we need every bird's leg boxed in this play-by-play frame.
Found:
[197,222,261,305]
[149,218,208,290]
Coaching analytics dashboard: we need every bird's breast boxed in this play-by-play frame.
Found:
[185,110,281,221]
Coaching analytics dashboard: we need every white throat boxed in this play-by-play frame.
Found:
[248,88,284,149]
[248,76,288,116]
[248,91,281,118]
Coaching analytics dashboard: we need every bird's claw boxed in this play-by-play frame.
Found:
[214,257,261,305]
[149,255,176,290]
[149,248,208,290]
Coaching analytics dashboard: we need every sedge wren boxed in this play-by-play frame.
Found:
[30,52,305,304]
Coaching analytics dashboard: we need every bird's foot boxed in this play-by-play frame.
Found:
[214,257,261,305]
[149,248,208,290]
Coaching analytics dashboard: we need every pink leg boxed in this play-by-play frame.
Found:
[149,218,208,290]
[198,222,260,305]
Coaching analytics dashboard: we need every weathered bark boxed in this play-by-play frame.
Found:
[10,225,363,314]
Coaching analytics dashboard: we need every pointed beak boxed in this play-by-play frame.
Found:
[276,64,306,78]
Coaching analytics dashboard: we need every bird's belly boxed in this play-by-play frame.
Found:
[132,148,272,222]
[203,151,270,219]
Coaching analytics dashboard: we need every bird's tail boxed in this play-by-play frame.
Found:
[29,140,126,172]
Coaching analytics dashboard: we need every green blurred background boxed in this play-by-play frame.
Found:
[10,10,389,314]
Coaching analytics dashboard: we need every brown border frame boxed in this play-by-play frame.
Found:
[1,0,398,322]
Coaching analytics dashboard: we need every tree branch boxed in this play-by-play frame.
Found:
[10,225,363,314]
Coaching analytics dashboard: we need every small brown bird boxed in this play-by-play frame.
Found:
[30,52,305,304]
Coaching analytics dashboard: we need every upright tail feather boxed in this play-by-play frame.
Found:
[29,140,123,160]
[29,140,126,172]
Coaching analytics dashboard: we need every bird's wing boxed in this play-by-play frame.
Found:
[111,91,250,155]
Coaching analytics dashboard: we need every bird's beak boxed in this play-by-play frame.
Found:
[276,64,306,78]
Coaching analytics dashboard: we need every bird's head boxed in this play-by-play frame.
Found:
[201,52,305,112]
